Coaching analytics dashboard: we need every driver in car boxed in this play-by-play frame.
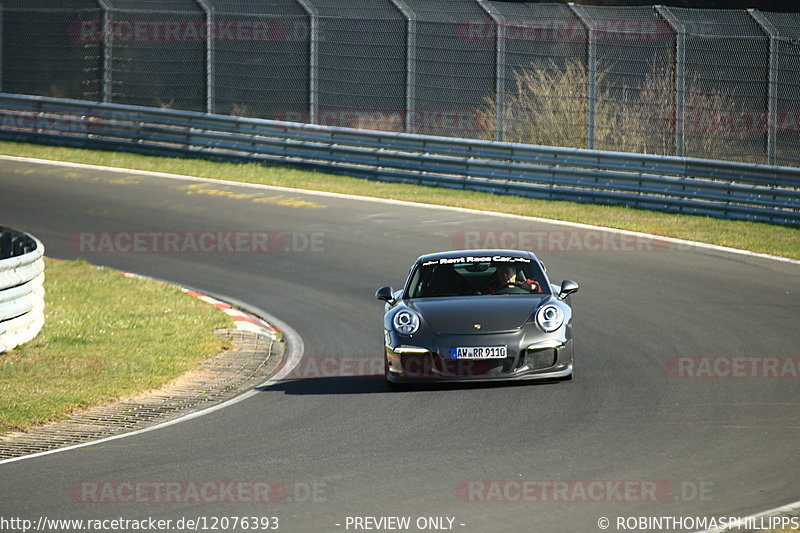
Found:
[483,263,541,294]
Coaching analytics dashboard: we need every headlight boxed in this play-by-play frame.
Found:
[393,310,420,335]
[536,304,564,332]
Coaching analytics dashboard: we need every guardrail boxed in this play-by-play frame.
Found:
[0,227,45,354]
[1,92,798,226]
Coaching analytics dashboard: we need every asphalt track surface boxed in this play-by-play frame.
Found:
[0,157,798,533]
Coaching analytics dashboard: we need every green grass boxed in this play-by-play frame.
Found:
[0,259,231,434]
[1,140,799,259]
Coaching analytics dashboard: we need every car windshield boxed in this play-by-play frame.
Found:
[405,255,550,298]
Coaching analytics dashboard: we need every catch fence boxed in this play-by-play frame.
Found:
[1,1,798,166]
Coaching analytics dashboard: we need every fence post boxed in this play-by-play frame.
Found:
[294,0,318,124]
[655,6,685,157]
[476,0,505,142]
[96,0,112,103]
[748,9,778,166]
[195,0,214,114]
[568,3,595,150]
[0,3,3,93]
[389,0,416,134]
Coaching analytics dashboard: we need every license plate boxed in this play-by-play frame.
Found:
[450,346,507,359]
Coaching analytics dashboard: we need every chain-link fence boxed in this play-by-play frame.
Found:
[1,0,798,166]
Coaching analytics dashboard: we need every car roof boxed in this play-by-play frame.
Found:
[414,249,540,264]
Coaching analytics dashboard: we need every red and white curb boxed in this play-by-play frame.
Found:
[118,271,280,339]
[181,289,281,338]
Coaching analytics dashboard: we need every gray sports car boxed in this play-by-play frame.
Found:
[375,249,579,385]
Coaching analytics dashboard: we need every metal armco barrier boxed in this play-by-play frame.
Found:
[1,93,798,227]
[0,227,45,354]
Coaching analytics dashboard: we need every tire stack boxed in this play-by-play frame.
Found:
[0,227,45,353]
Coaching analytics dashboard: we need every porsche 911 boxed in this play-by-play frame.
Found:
[375,249,579,386]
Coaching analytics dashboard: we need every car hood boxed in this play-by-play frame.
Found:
[408,296,548,334]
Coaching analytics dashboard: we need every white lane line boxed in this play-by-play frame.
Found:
[0,300,304,466]
[1,154,798,266]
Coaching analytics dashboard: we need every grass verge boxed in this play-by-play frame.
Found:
[1,141,798,260]
[0,258,231,434]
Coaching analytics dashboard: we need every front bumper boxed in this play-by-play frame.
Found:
[384,332,573,383]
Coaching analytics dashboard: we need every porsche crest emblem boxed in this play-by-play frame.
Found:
[473,323,481,330]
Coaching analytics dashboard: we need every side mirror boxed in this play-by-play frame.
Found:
[557,280,579,300]
[375,286,395,303]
